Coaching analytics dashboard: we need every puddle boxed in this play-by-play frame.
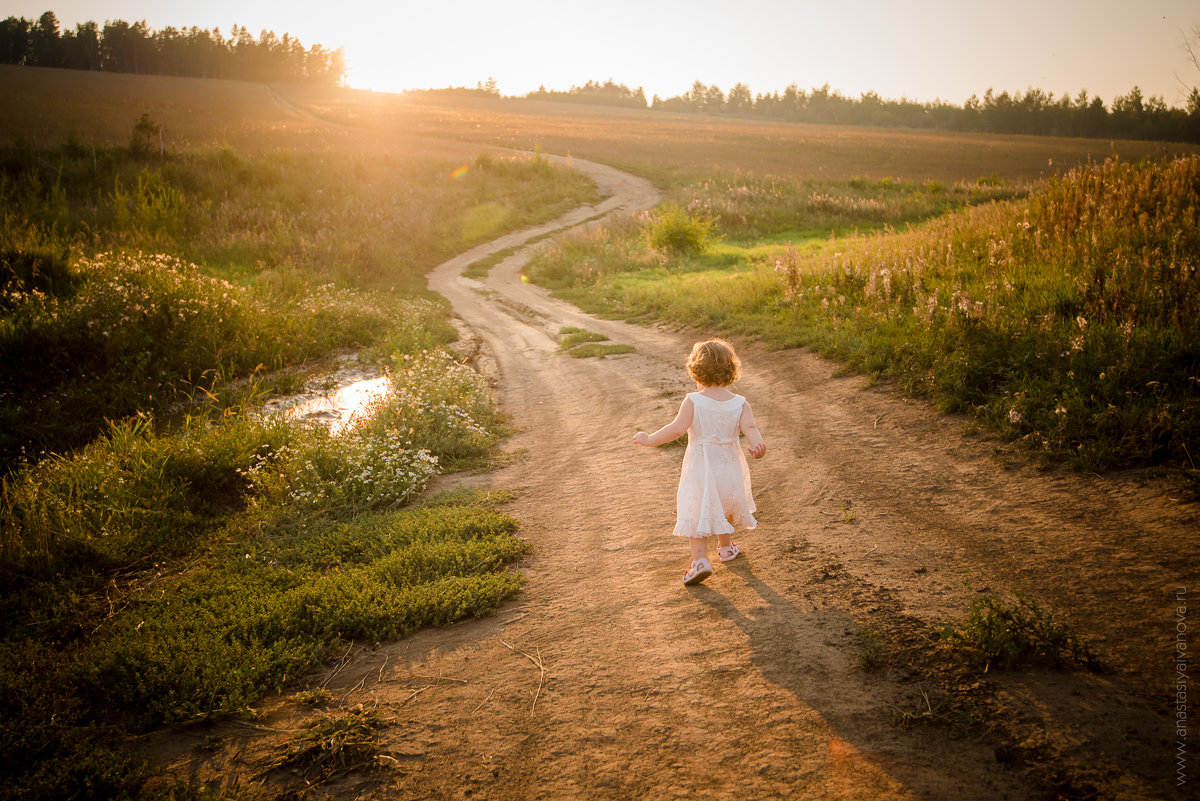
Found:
[259,355,392,435]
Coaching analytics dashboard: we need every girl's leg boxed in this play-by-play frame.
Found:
[716,514,734,549]
[682,537,713,585]
[716,515,740,562]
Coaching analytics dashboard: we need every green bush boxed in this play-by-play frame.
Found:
[644,203,719,255]
[0,414,290,584]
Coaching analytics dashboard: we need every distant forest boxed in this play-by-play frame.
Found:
[5,9,1197,144]
[0,10,345,84]
[526,79,1200,144]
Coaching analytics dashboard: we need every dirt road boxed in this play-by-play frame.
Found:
[178,156,1197,800]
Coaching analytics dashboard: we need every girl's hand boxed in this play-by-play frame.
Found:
[747,441,767,459]
[632,431,651,446]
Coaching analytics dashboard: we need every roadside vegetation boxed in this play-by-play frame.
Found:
[941,581,1100,671]
[528,156,1200,481]
[0,135,593,470]
[0,100,589,796]
[557,326,635,358]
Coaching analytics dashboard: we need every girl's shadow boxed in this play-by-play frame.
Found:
[688,560,858,708]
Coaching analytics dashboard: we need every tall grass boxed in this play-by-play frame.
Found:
[670,173,1023,239]
[529,156,1200,476]
[0,141,595,289]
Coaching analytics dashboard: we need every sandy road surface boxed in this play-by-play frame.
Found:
[169,155,1197,800]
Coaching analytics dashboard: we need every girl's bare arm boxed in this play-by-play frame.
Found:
[633,397,694,447]
[740,401,766,458]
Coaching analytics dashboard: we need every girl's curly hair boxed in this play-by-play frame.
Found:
[686,338,741,387]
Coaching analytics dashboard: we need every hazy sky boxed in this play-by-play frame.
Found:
[9,1,1200,106]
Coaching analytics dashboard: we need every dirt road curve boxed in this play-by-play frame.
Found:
[181,156,1198,799]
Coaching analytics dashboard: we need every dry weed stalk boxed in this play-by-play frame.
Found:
[501,639,546,714]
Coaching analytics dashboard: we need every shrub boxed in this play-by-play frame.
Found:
[941,583,1099,671]
[644,203,719,255]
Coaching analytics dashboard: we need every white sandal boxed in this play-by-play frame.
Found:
[682,558,713,586]
[718,543,741,563]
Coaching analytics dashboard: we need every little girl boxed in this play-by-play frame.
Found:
[633,338,766,585]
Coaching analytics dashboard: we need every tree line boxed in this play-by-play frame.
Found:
[0,10,345,84]
[523,79,1200,144]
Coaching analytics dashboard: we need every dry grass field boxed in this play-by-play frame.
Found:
[8,64,1194,182]
[0,65,476,161]
[278,84,1200,183]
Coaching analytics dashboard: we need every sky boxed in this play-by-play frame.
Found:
[9,0,1200,107]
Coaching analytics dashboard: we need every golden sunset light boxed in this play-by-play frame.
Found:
[3,0,1198,798]
[9,0,1199,106]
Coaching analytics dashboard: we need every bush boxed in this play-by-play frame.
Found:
[643,203,719,255]
[941,583,1099,671]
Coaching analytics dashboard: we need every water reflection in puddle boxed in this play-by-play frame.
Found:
[259,357,392,435]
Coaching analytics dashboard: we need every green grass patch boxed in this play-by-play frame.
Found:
[464,245,518,279]
[556,326,636,358]
[556,328,638,359]
[567,342,636,359]
[269,707,388,783]
[558,326,609,349]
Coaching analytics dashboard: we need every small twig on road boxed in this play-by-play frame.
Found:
[500,639,546,715]
[395,675,468,685]
[319,642,357,688]
[855,545,879,559]
[472,687,498,714]
[230,720,292,734]
[399,687,428,707]
[874,413,886,430]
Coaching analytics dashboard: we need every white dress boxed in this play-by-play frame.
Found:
[674,392,758,538]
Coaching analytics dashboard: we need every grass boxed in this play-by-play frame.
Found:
[1,387,528,796]
[941,580,1100,671]
[528,156,1200,478]
[268,707,388,783]
[853,627,885,671]
[0,136,593,473]
[568,342,636,358]
[464,245,519,279]
[558,326,608,349]
[556,326,635,358]
[888,686,964,729]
